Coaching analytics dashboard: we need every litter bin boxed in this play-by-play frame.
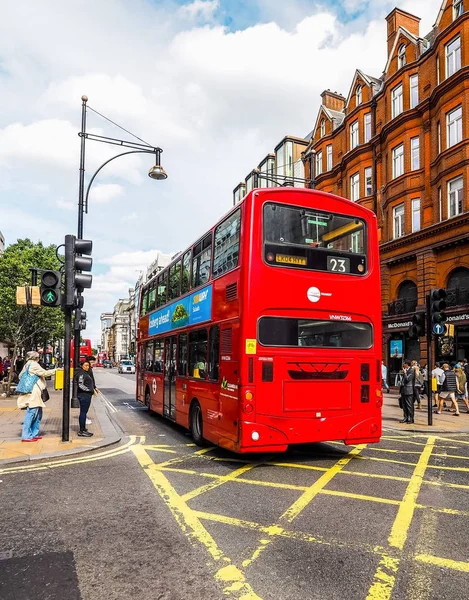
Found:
[54,368,74,390]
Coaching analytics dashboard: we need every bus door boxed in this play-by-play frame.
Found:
[138,345,145,399]
[164,336,177,419]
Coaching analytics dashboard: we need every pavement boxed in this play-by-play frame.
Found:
[0,377,467,466]
[0,375,121,465]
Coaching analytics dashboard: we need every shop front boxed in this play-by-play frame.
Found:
[383,317,416,387]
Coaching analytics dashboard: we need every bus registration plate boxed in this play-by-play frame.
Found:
[276,254,307,266]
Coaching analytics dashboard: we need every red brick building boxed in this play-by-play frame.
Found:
[302,1,469,382]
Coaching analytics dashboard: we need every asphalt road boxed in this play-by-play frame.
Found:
[1,369,469,600]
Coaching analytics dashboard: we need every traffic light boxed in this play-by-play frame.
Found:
[65,234,93,306]
[430,288,447,330]
[408,312,425,340]
[74,309,87,331]
[40,270,62,307]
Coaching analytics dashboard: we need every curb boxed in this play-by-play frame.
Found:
[0,393,122,466]
[383,421,469,434]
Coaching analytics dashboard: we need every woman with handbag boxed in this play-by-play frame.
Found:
[74,360,94,437]
[17,351,56,442]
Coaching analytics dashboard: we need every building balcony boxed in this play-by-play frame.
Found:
[447,287,469,307]
[387,298,417,315]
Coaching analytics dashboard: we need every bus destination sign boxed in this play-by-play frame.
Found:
[276,254,307,266]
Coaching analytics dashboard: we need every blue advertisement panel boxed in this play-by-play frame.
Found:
[390,339,403,358]
[148,284,212,336]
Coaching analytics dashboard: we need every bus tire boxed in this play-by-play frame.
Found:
[145,388,153,413]
[190,401,205,446]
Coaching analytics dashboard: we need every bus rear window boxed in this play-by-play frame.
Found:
[263,202,367,275]
[258,317,372,349]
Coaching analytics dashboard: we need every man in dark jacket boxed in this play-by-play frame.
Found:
[400,360,416,424]
[74,360,94,437]
[436,363,460,416]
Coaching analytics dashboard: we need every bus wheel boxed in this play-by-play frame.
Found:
[190,401,205,446]
[145,388,152,412]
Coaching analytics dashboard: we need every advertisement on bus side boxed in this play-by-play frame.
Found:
[148,284,213,336]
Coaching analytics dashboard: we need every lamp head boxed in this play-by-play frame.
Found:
[148,164,168,180]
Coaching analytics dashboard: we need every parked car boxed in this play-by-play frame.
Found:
[118,360,135,374]
[103,360,114,368]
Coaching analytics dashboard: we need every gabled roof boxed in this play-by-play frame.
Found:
[434,0,452,28]
[384,26,421,74]
[311,105,345,140]
[345,69,383,107]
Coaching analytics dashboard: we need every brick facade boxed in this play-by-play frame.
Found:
[303,2,469,380]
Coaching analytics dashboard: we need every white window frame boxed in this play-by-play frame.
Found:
[350,120,359,149]
[448,176,463,217]
[365,167,372,196]
[356,86,362,106]
[411,198,421,232]
[393,204,405,239]
[350,172,360,202]
[446,36,461,78]
[410,74,419,109]
[364,113,371,143]
[453,0,464,20]
[315,150,323,176]
[437,121,441,153]
[326,145,333,171]
[392,143,404,178]
[320,119,325,138]
[447,105,462,148]
[398,44,406,69]
[284,141,293,178]
[411,137,420,170]
[392,84,403,118]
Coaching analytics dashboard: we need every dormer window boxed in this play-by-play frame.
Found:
[320,119,325,138]
[454,0,464,20]
[356,86,362,106]
[398,44,406,69]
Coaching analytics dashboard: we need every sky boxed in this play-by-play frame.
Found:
[0,0,443,347]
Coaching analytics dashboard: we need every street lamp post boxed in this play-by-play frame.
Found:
[70,96,167,407]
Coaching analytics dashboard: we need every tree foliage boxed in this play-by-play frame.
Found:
[0,239,65,351]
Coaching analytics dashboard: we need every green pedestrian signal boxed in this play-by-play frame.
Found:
[40,270,62,307]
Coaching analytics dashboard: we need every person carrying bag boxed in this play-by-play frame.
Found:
[17,351,56,442]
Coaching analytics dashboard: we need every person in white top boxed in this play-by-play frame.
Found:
[431,362,444,408]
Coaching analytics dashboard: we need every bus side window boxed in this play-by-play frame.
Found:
[154,340,164,373]
[141,287,149,316]
[181,250,191,295]
[157,271,168,307]
[189,329,208,378]
[168,260,181,301]
[148,281,156,312]
[213,209,241,278]
[192,234,212,288]
[145,341,154,372]
[178,333,188,376]
[208,326,220,381]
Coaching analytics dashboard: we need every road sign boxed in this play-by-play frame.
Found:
[433,323,445,335]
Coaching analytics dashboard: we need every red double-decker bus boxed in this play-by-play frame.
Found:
[137,188,382,453]
[71,339,93,362]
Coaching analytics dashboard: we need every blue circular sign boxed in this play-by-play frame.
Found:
[433,323,445,335]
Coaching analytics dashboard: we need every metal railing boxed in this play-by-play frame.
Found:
[387,298,418,315]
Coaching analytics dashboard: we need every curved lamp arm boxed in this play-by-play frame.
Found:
[84,149,158,213]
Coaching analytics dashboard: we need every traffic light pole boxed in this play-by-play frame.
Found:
[425,292,433,427]
[62,304,72,442]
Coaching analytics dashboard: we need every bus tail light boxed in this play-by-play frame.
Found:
[244,403,254,414]
[376,388,383,408]
[243,389,255,414]
[360,385,370,403]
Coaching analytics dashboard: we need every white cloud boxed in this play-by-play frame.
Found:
[56,197,75,211]
[90,183,125,204]
[178,0,219,20]
[121,211,138,222]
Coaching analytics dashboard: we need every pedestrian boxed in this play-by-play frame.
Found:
[16,351,56,442]
[399,360,416,424]
[85,355,100,426]
[454,365,469,413]
[435,363,460,416]
[74,359,94,437]
[431,362,444,408]
[381,360,390,392]
[463,358,469,399]
[411,360,423,409]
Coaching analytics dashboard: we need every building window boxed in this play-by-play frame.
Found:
[315,150,323,176]
[437,121,441,153]
[446,36,461,78]
[391,84,403,118]
[320,119,325,138]
[410,74,419,108]
[393,204,405,238]
[438,186,442,221]
[454,0,464,20]
[364,113,371,143]
[326,145,333,170]
[356,86,362,106]
[365,167,372,196]
[284,141,293,178]
[448,176,463,217]
[398,44,406,69]
[392,143,404,178]
[411,137,420,170]
[412,199,421,232]
[350,120,359,149]
[437,54,440,84]
[350,172,360,202]
[447,105,462,147]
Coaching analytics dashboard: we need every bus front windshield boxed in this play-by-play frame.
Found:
[263,202,367,275]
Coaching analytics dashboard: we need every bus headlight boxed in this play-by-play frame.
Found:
[251,431,260,441]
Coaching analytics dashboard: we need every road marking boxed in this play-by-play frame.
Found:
[414,554,469,573]
[366,436,435,600]
[182,463,259,502]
